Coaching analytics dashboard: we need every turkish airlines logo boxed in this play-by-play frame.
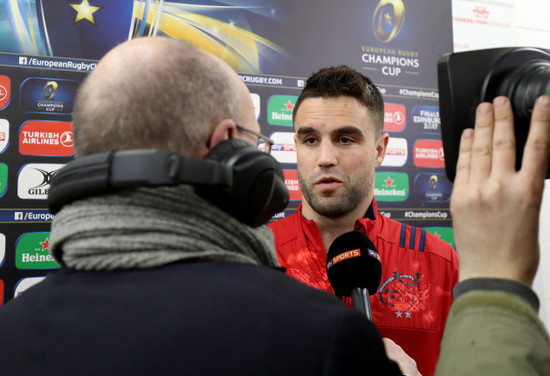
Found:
[413,139,445,167]
[283,169,302,201]
[19,120,74,156]
[0,75,10,110]
[384,103,406,132]
[17,163,64,199]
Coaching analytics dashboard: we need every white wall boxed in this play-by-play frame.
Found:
[452,0,550,328]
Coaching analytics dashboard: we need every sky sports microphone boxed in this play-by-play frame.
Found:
[326,231,382,321]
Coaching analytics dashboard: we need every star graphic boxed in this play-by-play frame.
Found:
[395,310,402,318]
[40,238,50,251]
[69,0,103,24]
[384,176,394,187]
[283,100,294,112]
[405,311,412,318]
[384,12,393,26]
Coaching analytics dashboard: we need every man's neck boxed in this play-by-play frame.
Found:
[301,198,373,252]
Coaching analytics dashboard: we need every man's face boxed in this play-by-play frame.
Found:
[294,96,386,218]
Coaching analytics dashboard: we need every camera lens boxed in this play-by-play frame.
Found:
[495,60,550,120]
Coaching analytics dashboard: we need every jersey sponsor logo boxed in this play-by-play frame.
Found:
[14,277,45,298]
[413,172,451,203]
[381,137,408,167]
[0,75,11,110]
[0,163,7,198]
[327,249,361,269]
[378,271,424,319]
[19,120,74,156]
[17,163,65,199]
[411,105,440,132]
[0,119,9,153]
[270,132,296,164]
[383,103,406,132]
[267,95,297,126]
[413,139,445,168]
[19,77,78,114]
[375,172,409,201]
[15,232,60,269]
[283,169,302,201]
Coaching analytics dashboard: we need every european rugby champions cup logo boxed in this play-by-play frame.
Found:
[373,0,405,43]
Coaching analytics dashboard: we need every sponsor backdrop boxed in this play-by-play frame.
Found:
[0,0,453,303]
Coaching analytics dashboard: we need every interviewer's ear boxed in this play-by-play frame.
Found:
[204,119,238,156]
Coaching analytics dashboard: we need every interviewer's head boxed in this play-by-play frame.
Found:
[72,36,260,158]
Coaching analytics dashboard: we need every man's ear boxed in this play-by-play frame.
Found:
[374,133,389,168]
[204,119,238,156]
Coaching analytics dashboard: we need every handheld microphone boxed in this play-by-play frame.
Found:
[326,231,382,321]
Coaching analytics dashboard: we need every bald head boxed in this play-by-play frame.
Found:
[72,37,253,157]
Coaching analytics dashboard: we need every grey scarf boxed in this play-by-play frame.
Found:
[49,185,279,270]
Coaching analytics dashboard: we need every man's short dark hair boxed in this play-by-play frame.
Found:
[293,65,385,135]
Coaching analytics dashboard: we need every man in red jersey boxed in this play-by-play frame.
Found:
[269,65,458,376]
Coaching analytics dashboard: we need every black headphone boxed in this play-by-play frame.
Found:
[47,139,289,227]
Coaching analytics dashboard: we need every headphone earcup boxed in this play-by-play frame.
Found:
[197,139,289,227]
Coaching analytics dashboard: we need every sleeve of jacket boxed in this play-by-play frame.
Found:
[322,309,403,376]
[435,290,550,375]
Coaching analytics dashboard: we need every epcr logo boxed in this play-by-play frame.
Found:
[372,0,405,43]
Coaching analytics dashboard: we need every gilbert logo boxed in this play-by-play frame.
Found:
[327,249,361,269]
[384,103,406,132]
[283,169,302,201]
[0,75,10,110]
[413,139,445,168]
[19,120,74,156]
[17,163,64,199]
[373,0,405,43]
[267,95,297,126]
[15,232,60,269]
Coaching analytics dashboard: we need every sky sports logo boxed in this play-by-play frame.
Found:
[17,163,65,199]
[19,120,74,156]
[0,119,9,153]
[374,172,409,202]
[327,249,361,269]
[267,95,297,126]
[270,132,296,164]
[15,232,60,270]
[381,137,407,167]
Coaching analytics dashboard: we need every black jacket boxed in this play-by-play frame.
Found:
[0,261,401,375]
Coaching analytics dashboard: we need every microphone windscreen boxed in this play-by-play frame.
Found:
[326,231,382,297]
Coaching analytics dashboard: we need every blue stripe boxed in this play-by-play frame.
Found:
[419,230,426,252]
[409,226,416,249]
[399,223,406,248]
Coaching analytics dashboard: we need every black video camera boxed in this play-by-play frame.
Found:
[438,47,550,181]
